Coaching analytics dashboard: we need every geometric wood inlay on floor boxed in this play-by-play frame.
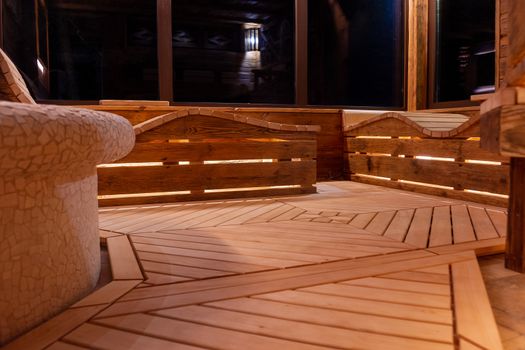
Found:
[5,182,505,350]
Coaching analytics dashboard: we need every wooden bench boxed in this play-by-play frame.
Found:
[98,108,320,206]
[345,111,509,207]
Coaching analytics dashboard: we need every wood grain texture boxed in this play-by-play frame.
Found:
[84,106,343,181]
[348,154,509,195]
[22,182,506,350]
[507,0,525,86]
[117,140,317,163]
[106,235,144,280]
[135,115,317,141]
[98,161,316,195]
[407,0,428,111]
[506,158,525,272]
[452,258,503,350]
[98,109,320,204]
[347,138,507,163]
[2,306,107,350]
[350,175,508,208]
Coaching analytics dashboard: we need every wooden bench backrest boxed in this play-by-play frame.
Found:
[98,109,320,206]
[345,112,509,207]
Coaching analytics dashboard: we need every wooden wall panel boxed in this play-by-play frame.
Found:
[99,161,316,196]
[85,106,344,181]
[498,0,510,87]
[96,108,321,206]
[345,112,510,207]
[347,138,507,163]
[348,155,508,195]
[117,140,317,164]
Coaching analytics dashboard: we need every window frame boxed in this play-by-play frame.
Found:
[426,0,494,109]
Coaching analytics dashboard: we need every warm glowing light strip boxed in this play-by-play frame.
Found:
[98,191,192,200]
[97,162,164,168]
[398,179,454,190]
[367,153,391,156]
[464,190,509,198]
[465,160,502,165]
[247,138,287,142]
[355,136,392,139]
[205,185,301,193]
[354,174,391,181]
[204,159,274,164]
[415,156,455,162]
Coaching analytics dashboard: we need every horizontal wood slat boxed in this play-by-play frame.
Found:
[350,175,508,208]
[99,161,316,196]
[345,112,509,206]
[136,115,316,142]
[98,187,316,207]
[98,111,319,205]
[84,106,343,181]
[348,155,509,195]
[117,140,316,163]
[347,138,508,163]
[346,118,428,137]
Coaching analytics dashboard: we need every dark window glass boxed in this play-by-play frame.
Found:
[172,0,294,104]
[2,1,41,96]
[433,0,495,103]
[47,0,158,100]
[308,0,405,107]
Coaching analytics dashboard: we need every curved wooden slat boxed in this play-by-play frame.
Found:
[345,111,477,138]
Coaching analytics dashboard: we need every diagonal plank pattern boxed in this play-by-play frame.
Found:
[35,251,500,350]
[6,182,504,349]
[131,222,415,285]
[294,204,507,249]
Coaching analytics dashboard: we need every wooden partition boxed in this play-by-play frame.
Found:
[345,112,510,207]
[83,105,343,181]
[97,108,320,206]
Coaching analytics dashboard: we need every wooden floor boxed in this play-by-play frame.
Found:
[6,182,509,350]
[479,255,525,350]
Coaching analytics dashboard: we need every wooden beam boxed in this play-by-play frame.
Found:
[157,0,173,101]
[506,157,525,272]
[0,0,4,49]
[407,0,428,111]
[295,0,307,106]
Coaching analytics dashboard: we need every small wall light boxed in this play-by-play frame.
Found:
[36,58,45,74]
[245,28,260,52]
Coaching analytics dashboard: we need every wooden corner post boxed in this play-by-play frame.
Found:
[157,0,173,101]
[480,0,525,272]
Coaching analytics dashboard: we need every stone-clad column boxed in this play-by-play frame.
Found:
[0,102,135,344]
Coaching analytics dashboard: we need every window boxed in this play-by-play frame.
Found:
[47,0,158,100]
[3,0,412,107]
[429,0,495,105]
[2,1,41,95]
[308,0,406,108]
[171,0,295,104]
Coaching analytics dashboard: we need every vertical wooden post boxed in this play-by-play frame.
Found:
[157,0,173,101]
[407,0,428,111]
[295,0,308,106]
[0,0,4,49]
[506,157,525,272]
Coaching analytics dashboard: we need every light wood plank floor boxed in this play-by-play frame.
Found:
[5,182,509,350]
